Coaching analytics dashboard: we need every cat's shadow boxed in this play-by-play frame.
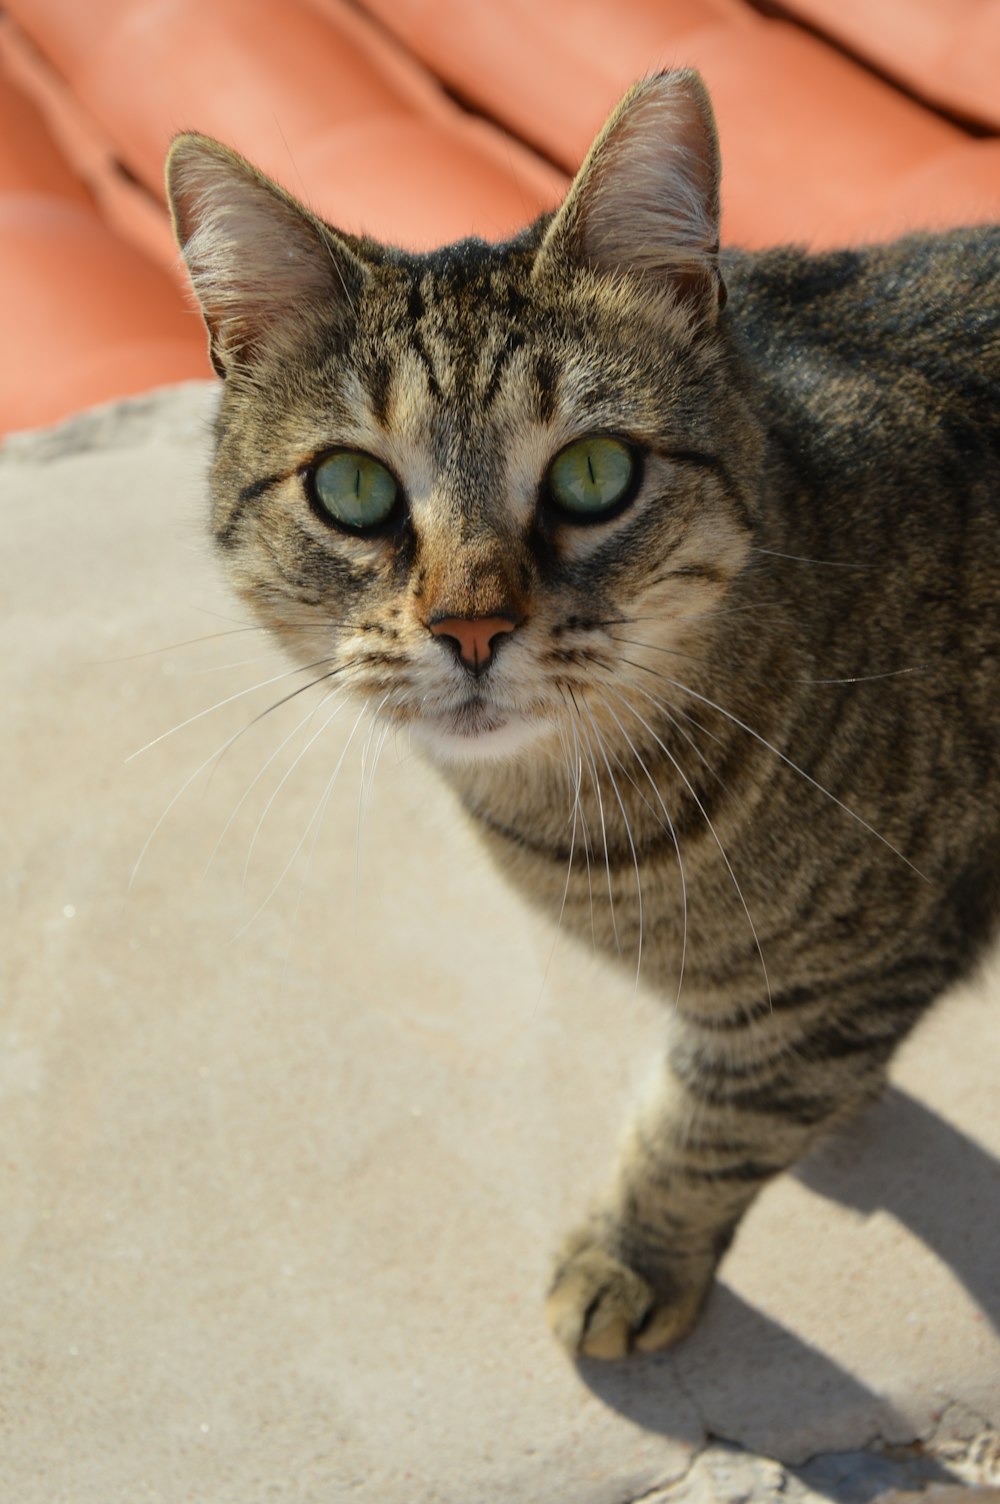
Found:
[796,1085,999,1338]
[578,1086,999,1501]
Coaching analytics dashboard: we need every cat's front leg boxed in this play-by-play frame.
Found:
[546,1009,884,1359]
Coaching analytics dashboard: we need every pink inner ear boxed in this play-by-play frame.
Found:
[167,137,364,362]
[541,73,722,309]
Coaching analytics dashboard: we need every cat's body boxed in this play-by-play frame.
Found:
[458,229,1000,1000]
[167,73,1000,1357]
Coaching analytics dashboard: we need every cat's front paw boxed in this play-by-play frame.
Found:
[545,1225,711,1359]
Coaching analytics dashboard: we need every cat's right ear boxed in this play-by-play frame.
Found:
[165,134,368,378]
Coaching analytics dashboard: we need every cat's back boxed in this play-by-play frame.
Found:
[724,226,1000,483]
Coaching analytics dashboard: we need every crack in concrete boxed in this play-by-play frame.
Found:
[609,1370,1000,1504]
[629,1436,711,1504]
[928,1402,1000,1487]
[627,1355,998,1504]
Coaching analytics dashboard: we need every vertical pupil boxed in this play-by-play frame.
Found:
[586,453,596,485]
[354,466,361,499]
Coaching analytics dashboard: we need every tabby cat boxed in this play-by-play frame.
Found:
[166,70,1000,1359]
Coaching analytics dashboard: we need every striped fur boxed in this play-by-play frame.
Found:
[167,72,1000,1358]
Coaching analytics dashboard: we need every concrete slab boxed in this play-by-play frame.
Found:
[2,383,998,1503]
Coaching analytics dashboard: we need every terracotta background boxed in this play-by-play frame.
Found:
[3,0,999,434]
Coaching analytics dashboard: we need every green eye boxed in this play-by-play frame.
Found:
[311,450,399,531]
[547,435,635,519]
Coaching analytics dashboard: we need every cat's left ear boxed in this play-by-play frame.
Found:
[535,70,725,321]
[166,133,368,377]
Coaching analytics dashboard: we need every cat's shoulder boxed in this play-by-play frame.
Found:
[724,226,1000,359]
[723,226,1000,391]
[724,224,1000,322]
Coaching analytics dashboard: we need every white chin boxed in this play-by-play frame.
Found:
[410,706,548,765]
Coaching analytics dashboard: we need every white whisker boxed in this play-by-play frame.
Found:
[615,672,724,787]
[128,665,340,889]
[752,546,876,571]
[233,698,371,940]
[129,715,258,891]
[605,683,772,1008]
[561,693,597,948]
[184,651,287,676]
[597,691,688,1009]
[238,683,359,917]
[125,655,338,762]
[664,675,925,878]
[579,695,643,987]
[569,686,619,953]
[529,706,581,1007]
[200,681,348,881]
[103,624,266,664]
[280,703,388,997]
[354,695,392,900]
[616,631,927,690]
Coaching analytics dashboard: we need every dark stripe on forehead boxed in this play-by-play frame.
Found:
[483,330,526,408]
[364,353,393,429]
[359,275,433,424]
[405,275,442,401]
[411,329,442,401]
[535,353,559,424]
[407,281,425,322]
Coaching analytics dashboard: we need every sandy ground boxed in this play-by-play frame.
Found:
[2,383,998,1503]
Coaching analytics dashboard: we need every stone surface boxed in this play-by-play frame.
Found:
[645,1442,1000,1504]
[2,383,998,1502]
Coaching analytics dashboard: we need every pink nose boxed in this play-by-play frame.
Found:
[429,614,519,675]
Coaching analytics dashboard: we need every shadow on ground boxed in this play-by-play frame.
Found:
[575,1086,997,1500]
[798,1086,999,1339]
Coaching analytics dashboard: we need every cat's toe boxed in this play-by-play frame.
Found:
[631,1289,706,1352]
[545,1242,655,1359]
[546,1227,714,1358]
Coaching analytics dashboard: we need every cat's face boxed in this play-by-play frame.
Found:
[167,72,759,767]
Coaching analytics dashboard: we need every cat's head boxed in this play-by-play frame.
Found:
[166,71,759,767]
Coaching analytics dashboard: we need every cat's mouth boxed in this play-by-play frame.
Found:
[410,697,547,763]
[440,697,508,737]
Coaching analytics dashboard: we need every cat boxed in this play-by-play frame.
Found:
[165,69,1000,1360]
